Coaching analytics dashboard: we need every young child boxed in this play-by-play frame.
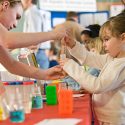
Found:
[87,37,105,54]
[81,29,92,50]
[81,29,92,43]
[60,13,125,124]
[87,37,105,77]
[49,42,59,68]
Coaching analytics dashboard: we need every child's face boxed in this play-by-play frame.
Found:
[81,34,90,43]
[102,29,123,58]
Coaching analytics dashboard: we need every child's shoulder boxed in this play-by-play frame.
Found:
[110,58,125,69]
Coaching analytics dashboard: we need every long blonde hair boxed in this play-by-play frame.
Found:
[88,37,105,54]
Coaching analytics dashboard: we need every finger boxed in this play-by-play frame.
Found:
[59,61,64,66]
[53,66,63,72]
[52,65,61,69]
[61,37,65,45]
[54,73,66,79]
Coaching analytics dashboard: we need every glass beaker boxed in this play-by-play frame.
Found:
[9,88,25,123]
[32,85,43,109]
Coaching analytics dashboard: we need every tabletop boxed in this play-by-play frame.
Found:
[0,94,92,125]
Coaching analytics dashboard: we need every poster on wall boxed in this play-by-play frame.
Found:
[38,0,97,12]
[53,18,65,27]
[80,12,108,27]
[110,5,124,17]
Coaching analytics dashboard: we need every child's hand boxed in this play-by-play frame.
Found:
[59,58,69,77]
[62,27,76,48]
[52,25,70,41]
[61,35,76,49]
[59,58,69,68]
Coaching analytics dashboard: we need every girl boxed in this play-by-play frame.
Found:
[0,0,66,49]
[60,13,125,125]
[0,0,66,94]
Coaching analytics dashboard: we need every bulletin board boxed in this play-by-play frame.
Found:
[50,11,109,28]
[79,11,109,27]
[38,0,97,12]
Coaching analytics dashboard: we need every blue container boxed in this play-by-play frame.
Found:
[10,109,25,123]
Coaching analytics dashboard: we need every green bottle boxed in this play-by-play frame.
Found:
[46,86,57,105]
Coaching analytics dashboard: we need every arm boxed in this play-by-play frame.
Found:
[63,59,125,94]
[0,45,63,80]
[68,41,112,69]
[0,24,66,49]
[61,35,112,69]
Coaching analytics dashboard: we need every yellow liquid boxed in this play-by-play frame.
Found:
[0,107,3,120]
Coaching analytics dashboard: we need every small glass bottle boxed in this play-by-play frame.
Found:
[32,85,43,109]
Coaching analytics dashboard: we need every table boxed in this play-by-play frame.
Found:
[0,94,92,125]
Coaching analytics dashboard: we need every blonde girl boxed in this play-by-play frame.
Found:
[88,37,105,54]
[60,13,125,125]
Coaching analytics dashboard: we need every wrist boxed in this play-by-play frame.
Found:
[42,70,48,80]
[49,31,56,40]
[70,40,76,49]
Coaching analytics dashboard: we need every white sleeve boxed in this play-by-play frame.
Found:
[68,42,113,69]
[63,59,125,94]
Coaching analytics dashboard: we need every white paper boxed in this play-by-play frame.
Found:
[39,0,97,12]
[35,118,82,125]
[73,94,85,98]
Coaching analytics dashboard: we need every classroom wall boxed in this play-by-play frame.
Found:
[97,0,122,11]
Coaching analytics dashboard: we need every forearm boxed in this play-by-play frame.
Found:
[68,42,107,69]
[0,23,66,49]
[4,31,55,49]
[8,61,46,80]
[68,41,89,65]
[63,59,122,94]
[0,46,46,80]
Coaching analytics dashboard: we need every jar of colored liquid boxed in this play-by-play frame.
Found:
[32,96,43,109]
[9,88,25,123]
[32,86,43,109]
[10,109,25,123]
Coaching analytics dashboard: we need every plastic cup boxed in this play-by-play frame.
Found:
[22,81,34,114]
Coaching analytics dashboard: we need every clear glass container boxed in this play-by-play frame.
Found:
[9,88,25,123]
[32,85,43,109]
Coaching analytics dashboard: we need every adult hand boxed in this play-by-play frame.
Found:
[44,65,65,80]
[52,25,70,41]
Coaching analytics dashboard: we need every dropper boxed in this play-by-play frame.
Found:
[60,37,66,60]
[60,37,68,88]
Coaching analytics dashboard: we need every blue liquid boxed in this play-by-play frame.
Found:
[10,110,25,123]
[32,96,43,109]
